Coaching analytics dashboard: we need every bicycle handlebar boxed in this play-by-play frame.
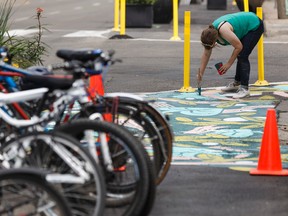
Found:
[0,46,122,78]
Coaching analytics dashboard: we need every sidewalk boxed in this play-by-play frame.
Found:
[262,0,288,145]
[262,0,288,38]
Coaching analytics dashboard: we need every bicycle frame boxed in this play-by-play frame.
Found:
[0,88,48,127]
[0,86,112,185]
[0,76,116,173]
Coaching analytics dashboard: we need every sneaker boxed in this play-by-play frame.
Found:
[232,87,250,99]
[221,82,240,93]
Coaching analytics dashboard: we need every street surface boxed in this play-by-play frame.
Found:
[9,0,288,93]
[8,0,288,215]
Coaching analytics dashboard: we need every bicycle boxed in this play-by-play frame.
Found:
[0,87,106,216]
[53,48,174,185]
[0,168,72,216]
[0,47,173,185]
[0,60,156,216]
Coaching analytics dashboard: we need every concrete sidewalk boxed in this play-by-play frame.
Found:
[263,0,288,38]
[261,0,288,146]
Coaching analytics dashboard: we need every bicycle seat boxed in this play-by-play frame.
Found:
[56,49,102,62]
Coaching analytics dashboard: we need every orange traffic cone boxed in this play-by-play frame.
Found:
[250,109,288,176]
[88,74,104,98]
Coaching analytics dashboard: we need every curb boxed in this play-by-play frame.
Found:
[264,20,288,37]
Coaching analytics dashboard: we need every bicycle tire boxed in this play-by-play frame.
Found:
[55,119,156,216]
[138,102,173,184]
[0,131,106,216]
[78,103,163,177]
[102,96,173,185]
[0,168,72,216]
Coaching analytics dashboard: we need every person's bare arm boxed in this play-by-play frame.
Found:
[218,23,243,74]
[197,48,212,83]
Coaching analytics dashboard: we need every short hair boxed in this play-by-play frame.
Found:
[201,25,218,50]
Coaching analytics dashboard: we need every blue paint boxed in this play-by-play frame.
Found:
[212,129,254,138]
[116,85,288,166]
[272,85,288,91]
[158,107,223,116]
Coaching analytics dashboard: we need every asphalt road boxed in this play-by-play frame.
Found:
[8,1,288,215]
[9,0,288,93]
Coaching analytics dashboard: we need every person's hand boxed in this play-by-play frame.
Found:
[219,63,232,75]
[197,68,202,86]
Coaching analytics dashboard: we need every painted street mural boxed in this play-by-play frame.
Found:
[140,83,288,168]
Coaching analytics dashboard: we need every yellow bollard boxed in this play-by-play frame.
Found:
[120,0,126,35]
[244,0,249,12]
[254,7,269,86]
[178,11,194,92]
[170,0,181,41]
[113,0,120,31]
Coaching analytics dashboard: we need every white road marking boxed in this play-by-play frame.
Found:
[5,29,38,37]
[63,29,112,38]
[14,17,30,22]
[4,28,288,45]
[264,40,288,44]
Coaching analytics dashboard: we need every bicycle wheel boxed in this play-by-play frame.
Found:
[78,102,163,177]
[101,95,174,185]
[55,119,156,216]
[0,168,72,216]
[0,131,106,216]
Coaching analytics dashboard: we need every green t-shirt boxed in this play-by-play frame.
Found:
[212,12,261,46]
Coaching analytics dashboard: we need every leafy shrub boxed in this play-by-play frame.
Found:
[0,0,49,68]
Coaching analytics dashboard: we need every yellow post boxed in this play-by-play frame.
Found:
[170,0,181,41]
[179,11,194,92]
[113,0,120,31]
[254,7,269,86]
[120,0,126,35]
[244,0,249,12]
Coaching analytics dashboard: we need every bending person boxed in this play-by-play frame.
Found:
[197,11,264,99]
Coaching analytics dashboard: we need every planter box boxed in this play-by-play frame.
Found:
[153,0,180,24]
[126,4,153,28]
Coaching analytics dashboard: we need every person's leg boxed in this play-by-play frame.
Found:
[237,20,264,88]
[234,60,242,84]
[232,20,264,99]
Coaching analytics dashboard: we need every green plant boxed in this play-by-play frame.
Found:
[0,0,14,45]
[126,0,157,5]
[0,0,49,68]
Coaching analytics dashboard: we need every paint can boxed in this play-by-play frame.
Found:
[215,62,224,75]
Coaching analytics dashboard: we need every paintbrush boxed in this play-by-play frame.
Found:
[197,85,201,95]
[197,68,201,95]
